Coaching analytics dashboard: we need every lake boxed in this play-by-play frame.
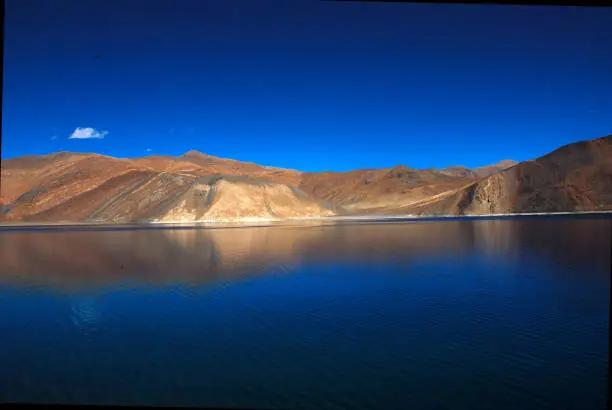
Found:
[0,216,609,410]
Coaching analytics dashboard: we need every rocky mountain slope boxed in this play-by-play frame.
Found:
[398,135,612,216]
[0,152,332,223]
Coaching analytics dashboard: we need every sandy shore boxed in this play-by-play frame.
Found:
[1,210,611,229]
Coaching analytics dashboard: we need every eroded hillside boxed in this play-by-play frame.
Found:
[0,152,333,223]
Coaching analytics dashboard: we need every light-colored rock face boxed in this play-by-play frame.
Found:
[155,179,335,222]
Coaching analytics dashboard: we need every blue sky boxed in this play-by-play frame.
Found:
[3,0,611,172]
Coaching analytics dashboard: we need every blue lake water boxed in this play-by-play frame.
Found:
[0,217,609,410]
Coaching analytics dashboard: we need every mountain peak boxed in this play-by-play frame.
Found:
[183,150,207,157]
[390,164,414,171]
[436,165,476,178]
[495,160,518,167]
[443,165,470,171]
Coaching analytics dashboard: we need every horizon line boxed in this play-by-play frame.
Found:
[2,132,610,173]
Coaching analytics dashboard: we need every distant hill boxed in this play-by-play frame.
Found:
[425,160,518,179]
[1,135,610,223]
[473,160,519,178]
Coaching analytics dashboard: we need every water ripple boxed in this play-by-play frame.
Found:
[0,218,608,410]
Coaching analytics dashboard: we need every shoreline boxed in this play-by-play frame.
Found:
[1,210,611,229]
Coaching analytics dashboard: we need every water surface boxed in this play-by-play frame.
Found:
[0,217,609,410]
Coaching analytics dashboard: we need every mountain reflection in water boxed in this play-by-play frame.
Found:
[0,218,608,291]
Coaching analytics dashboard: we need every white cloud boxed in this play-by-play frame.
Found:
[69,127,108,139]
[146,148,153,152]
[51,135,58,140]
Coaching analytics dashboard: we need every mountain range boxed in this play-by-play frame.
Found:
[1,135,610,223]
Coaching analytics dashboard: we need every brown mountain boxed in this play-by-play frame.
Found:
[398,135,612,216]
[298,165,476,213]
[0,152,331,223]
[1,135,609,223]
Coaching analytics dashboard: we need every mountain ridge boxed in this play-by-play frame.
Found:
[1,135,610,223]
[2,150,512,175]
